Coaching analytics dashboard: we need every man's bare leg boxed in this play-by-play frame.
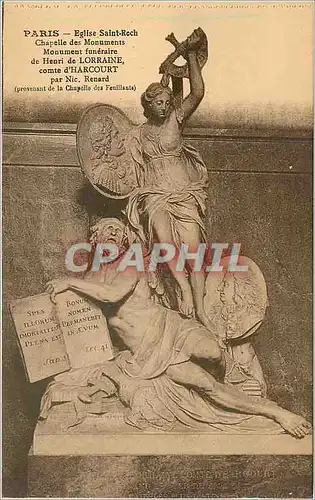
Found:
[166,361,312,438]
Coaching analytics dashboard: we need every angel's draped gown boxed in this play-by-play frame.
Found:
[126,107,208,248]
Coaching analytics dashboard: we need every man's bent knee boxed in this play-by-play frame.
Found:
[192,336,223,364]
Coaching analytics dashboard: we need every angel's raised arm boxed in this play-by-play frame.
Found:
[182,30,205,120]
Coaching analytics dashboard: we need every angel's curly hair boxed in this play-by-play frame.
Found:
[141,82,173,119]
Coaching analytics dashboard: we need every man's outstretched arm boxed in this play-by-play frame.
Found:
[46,272,139,304]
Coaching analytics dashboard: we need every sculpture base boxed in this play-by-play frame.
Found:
[28,452,313,498]
[33,428,312,456]
[29,408,313,497]
[33,404,312,455]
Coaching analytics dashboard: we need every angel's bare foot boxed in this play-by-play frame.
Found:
[273,408,312,438]
[179,288,194,318]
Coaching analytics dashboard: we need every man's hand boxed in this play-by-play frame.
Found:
[45,278,70,304]
[76,388,93,404]
[87,377,117,397]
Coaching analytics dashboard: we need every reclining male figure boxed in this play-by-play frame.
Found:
[46,218,311,439]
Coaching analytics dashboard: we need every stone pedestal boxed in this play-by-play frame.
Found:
[33,429,312,456]
[28,453,312,498]
[32,405,313,456]
[28,407,312,497]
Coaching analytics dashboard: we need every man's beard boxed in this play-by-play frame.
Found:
[101,241,127,261]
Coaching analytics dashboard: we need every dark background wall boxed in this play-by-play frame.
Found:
[3,121,312,497]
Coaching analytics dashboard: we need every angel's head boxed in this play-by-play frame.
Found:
[89,117,125,160]
[141,82,173,121]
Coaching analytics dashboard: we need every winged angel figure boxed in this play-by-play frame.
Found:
[77,28,212,329]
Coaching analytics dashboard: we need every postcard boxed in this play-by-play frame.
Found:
[2,1,313,498]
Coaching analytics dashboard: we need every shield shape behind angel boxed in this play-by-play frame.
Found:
[204,256,268,343]
[77,104,138,199]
